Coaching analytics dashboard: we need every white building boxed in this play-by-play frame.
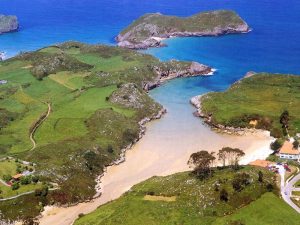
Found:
[279,141,300,162]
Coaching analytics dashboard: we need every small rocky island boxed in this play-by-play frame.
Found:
[0,14,19,34]
[116,10,250,49]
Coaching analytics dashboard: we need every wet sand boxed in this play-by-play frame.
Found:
[39,100,273,225]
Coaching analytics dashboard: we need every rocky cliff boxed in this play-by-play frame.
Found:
[144,60,213,91]
[116,10,250,49]
[0,14,19,34]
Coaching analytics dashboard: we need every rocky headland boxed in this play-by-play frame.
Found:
[0,14,19,34]
[190,95,258,135]
[144,60,213,91]
[116,10,250,49]
[191,72,300,138]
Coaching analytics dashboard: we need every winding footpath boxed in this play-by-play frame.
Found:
[29,102,51,151]
[281,168,300,213]
[0,187,59,202]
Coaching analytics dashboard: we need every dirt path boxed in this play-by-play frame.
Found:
[0,187,59,202]
[29,103,51,151]
[0,178,10,187]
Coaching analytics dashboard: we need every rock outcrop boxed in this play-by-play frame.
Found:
[116,10,250,49]
[144,60,214,91]
[0,15,19,34]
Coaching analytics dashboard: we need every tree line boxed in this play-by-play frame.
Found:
[187,147,245,180]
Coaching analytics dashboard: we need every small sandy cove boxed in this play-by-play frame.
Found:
[39,104,273,225]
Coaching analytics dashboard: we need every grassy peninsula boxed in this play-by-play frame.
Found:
[116,10,250,49]
[200,73,300,137]
[75,166,300,225]
[0,42,209,221]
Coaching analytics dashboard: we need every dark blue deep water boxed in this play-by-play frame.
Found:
[1,0,300,106]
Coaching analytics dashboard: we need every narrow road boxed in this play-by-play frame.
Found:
[0,188,58,202]
[29,102,51,151]
[0,178,10,187]
[281,169,300,213]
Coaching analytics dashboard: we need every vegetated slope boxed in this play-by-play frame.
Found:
[0,41,208,221]
[116,10,250,49]
[213,192,300,225]
[200,73,300,137]
[75,166,284,225]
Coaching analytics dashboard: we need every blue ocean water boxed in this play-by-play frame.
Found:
[1,0,300,107]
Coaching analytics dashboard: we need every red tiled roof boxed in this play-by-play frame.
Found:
[279,141,299,155]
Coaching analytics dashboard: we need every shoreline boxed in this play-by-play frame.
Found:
[38,90,273,225]
[93,107,167,198]
[38,108,167,224]
[190,94,271,136]
[117,30,251,50]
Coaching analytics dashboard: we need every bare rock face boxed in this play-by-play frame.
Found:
[0,15,19,34]
[109,83,150,109]
[189,62,212,75]
[143,61,214,91]
[244,71,257,78]
[116,10,250,49]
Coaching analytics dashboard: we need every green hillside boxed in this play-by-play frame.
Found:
[75,166,294,225]
[0,41,196,221]
[201,73,300,137]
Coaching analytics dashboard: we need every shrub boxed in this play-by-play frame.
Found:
[20,176,32,185]
[32,176,39,183]
[35,186,48,197]
[293,139,299,149]
[123,129,137,144]
[267,183,274,192]
[220,188,228,202]
[232,173,251,192]
[11,182,20,190]
[107,145,114,153]
[3,174,12,182]
[258,171,263,182]
[270,139,282,151]
[78,213,85,218]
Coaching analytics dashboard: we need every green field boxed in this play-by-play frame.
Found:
[0,159,34,178]
[201,73,300,137]
[0,160,18,178]
[213,192,300,225]
[0,41,198,221]
[75,166,286,225]
[0,183,43,199]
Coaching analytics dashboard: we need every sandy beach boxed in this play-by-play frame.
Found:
[39,98,273,225]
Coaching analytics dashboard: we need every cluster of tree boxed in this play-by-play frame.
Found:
[217,147,245,169]
[2,174,39,190]
[270,139,283,151]
[12,176,40,190]
[280,110,289,136]
[188,150,216,180]
[2,174,12,182]
[188,147,245,179]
